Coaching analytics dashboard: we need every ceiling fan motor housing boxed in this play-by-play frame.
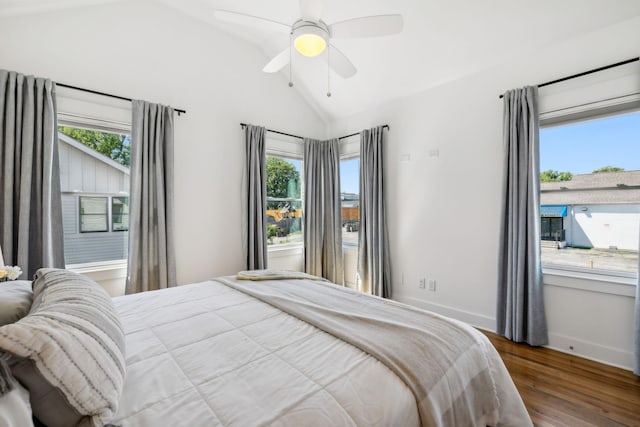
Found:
[292,20,330,57]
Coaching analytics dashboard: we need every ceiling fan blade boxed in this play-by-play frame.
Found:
[329,14,403,38]
[262,48,291,73]
[327,44,357,79]
[214,9,290,34]
[299,0,324,22]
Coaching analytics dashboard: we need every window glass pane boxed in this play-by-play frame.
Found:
[540,111,640,275]
[80,197,108,232]
[266,156,303,246]
[112,197,129,231]
[59,126,130,264]
[340,158,359,246]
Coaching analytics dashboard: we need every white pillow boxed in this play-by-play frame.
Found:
[0,380,35,427]
[0,281,32,326]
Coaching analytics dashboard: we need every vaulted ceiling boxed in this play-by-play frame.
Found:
[2,0,640,122]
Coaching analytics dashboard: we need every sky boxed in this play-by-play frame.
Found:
[540,110,640,174]
[284,157,359,194]
[340,158,359,194]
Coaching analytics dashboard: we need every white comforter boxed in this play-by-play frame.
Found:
[111,280,420,426]
[111,277,530,426]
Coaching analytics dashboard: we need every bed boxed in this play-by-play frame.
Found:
[0,269,532,427]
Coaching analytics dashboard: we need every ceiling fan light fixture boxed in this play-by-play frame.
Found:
[294,33,326,57]
[292,21,328,57]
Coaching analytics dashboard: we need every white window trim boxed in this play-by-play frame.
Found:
[340,135,360,248]
[265,136,304,252]
[340,155,360,249]
[58,115,132,272]
[543,266,636,298]
[539,93,639,295]
[267,244,303,256]
[66,259,127,275]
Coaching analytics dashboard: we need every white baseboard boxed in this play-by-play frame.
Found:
[546,332,633,371]
[395,296,633,372]
[395,296,496,331]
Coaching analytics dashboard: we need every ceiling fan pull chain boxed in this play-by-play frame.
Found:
[326,45,331,97]
[288,31,294,88]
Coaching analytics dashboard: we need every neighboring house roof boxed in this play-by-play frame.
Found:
[541,171,640,205]
[58,132,130,175]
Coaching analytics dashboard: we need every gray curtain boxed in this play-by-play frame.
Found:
[0,69,64,278]
[497,86,548,346]
[243,124,267,270]
[358,126,391,297]
[304,138,343,284]
[126,100,176,294]
[634,229,639,375]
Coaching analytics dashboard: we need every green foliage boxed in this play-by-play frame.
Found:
[592,166,624,173]
[540,169,573,183]
[266,157,300,200]
[59,126,130,167]
[267,224,278,239]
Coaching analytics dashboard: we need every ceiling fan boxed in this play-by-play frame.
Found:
[214,0,403,93]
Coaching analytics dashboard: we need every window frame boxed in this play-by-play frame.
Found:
[58,116,132,270]
[111,196,129,232]
[265,143,305,251]
[539,103,639,291]
[339,134,360,248]
[79,196,109,233]
[340,153,360,248]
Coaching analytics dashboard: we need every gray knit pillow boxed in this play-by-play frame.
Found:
[0,268,125,427]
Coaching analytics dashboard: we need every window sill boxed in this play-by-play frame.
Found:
[542,266,636,297]
[66,260,127,275]
[268,244,303,257]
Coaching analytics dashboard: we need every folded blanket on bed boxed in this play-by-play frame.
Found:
[236,269,326,282]
[217,275,531,427]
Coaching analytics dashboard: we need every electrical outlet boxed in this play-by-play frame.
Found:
[418,277,426,289]
[428,279,436,291]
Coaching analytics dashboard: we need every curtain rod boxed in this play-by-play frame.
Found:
[337,125,390,140]
[498,57,640,99]
[56,82,187,115]
[239,123,389,141]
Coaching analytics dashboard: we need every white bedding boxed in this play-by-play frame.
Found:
[111,277,530,426]
[111,280,420,426]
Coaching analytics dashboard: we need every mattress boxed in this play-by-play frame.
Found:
[110,276,531,426]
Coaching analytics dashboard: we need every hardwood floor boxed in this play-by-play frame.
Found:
[482,331,640,427]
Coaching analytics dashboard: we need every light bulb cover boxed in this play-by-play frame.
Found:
[292,21,329,58]
[294,33,326,57]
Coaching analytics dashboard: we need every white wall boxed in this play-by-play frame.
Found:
[328,16,640,370]
[0,0,326,287]
[571,205,640,250]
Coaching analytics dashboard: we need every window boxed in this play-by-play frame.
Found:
[266,155,303,247]
[79,197,108,232]
[539,110,639,277]
[340,157,360,246]
[540,216,564,241]
[112,197,129,231]
[58,125,130,265]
